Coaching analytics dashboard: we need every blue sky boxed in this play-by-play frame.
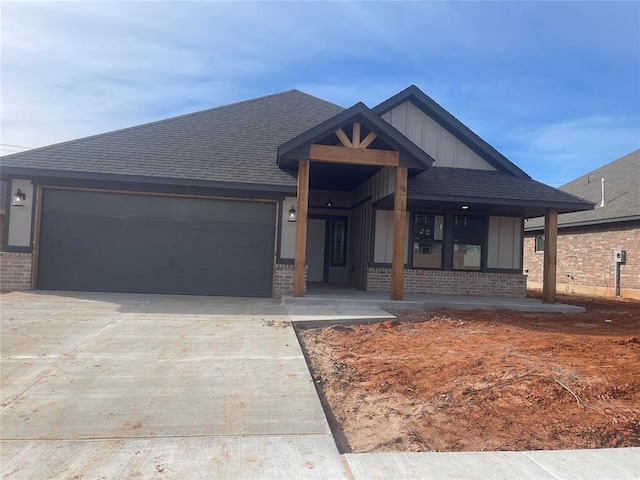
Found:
[1,1,638,186]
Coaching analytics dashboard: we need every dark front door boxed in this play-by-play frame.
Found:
[37,189,275,297]
[306,218,326,282]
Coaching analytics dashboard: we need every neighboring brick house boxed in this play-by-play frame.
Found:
[524,149,639,299]
[1,86,592,298]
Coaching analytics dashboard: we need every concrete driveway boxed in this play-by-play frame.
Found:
[1,291,348,479]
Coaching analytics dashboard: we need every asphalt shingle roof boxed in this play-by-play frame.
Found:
[526,149,639,229]
[408,167,594,215]
[0,86,603,218]
[0,90,344,188]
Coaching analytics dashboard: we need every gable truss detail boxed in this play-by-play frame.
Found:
[334,123,378,149]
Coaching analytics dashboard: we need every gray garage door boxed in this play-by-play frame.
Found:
[37,189,276,297]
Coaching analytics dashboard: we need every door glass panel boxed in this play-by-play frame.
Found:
[330,217,347,266]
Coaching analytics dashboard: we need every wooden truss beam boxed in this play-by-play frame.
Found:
[334,123,378,149]
[309,144,399,167]
[359,131,377,149]
[335,128,353,148]
[352,122,361,148]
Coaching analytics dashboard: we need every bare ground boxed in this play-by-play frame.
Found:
[296,293,640,453]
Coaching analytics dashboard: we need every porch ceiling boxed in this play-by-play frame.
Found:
[309,162,381,190]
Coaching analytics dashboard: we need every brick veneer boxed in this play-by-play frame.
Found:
[0,252,33,292]
[366,267,527,297]
[523,221,639,298]
[273,263,306,297]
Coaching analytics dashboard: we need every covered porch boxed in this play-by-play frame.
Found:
[276,104,591,303]
[278,103,430,301]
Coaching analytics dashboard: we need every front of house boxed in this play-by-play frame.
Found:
[0,86,593,299]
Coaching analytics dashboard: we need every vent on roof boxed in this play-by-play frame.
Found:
[600,177,606,208]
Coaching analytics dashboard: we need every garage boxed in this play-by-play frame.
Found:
[36,189,276,297]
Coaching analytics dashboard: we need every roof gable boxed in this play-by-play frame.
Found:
[278,102,434,172]
[373,85,529,178]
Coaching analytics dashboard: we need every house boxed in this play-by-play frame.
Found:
[0,86,593,299]
[524,149,639,299]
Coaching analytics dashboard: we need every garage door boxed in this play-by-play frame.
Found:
[37,189,276,297]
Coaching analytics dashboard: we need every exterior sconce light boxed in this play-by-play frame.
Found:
[461,204,469,210]
[287,205,297,222]
[12,189,26,207]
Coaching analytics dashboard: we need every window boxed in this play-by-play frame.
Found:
[412,214,444,269]
[535,235,545,253]
[330,217,347,266]
[453,215,485,271]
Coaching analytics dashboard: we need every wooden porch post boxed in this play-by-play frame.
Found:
[293,160,310,297]
[391,167,408,300]
[542,207,558,303]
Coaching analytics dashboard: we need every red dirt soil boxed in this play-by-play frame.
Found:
[297,294,640,453]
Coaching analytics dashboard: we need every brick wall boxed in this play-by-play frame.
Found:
[273,263,306,297]
[0,252,33,292]
[366,267,527,297]
[523,221,639,298]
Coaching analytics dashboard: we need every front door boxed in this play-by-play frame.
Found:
[306,218,326,282]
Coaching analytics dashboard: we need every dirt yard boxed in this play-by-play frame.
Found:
[297,294,640,453]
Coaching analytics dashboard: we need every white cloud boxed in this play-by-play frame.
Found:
[0,0,638,190]
[505,115,640,184]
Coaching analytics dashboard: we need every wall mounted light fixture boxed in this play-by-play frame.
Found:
[287,205,297,222]
[12,188,26,207]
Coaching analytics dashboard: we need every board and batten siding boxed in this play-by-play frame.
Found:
[381,101,495,170]
[487,216,523,270]
[350,167,396,289]
[7,179,34,248]
[373,210,409,264]
[280,196,298,259]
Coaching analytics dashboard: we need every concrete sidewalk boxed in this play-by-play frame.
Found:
[345,448,640,480]
[285,288,586,313]
[2,291,637,479]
